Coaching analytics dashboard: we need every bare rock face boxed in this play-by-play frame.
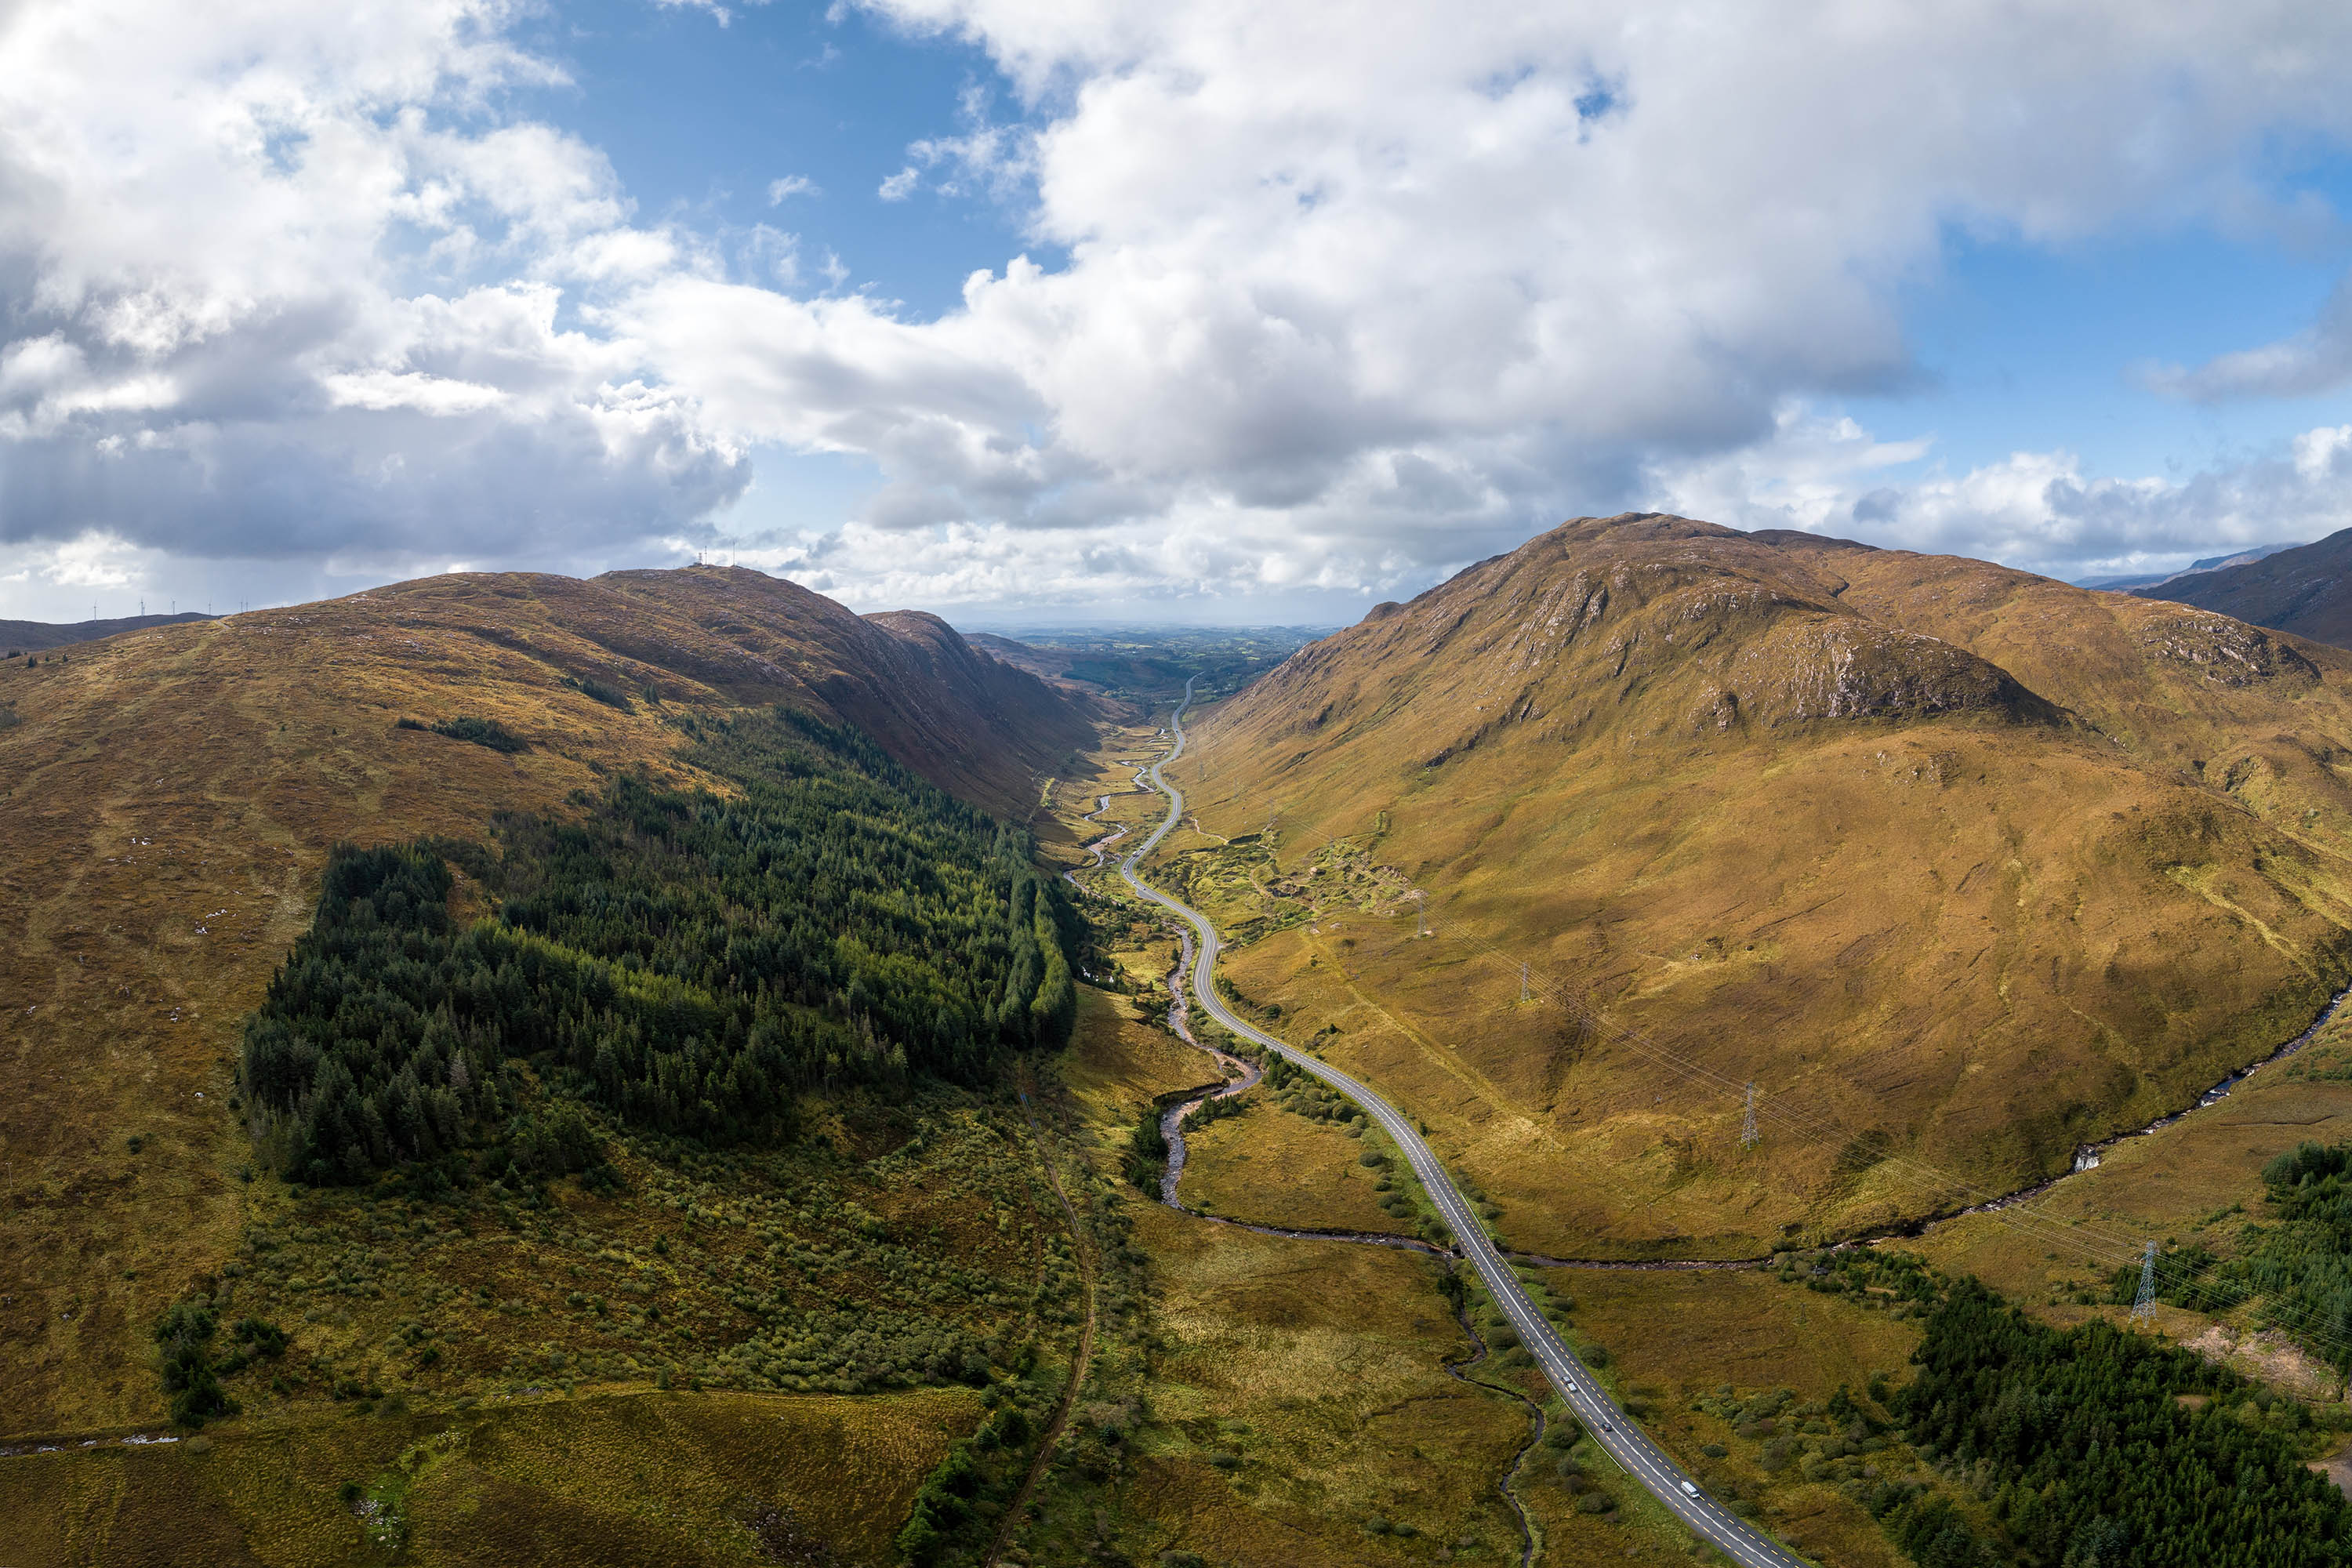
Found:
[2134,611,2320,689]
[1729,617,2045,725]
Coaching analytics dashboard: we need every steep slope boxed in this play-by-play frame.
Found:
[0,564,1093,1432]
[2132,525,2352,649]
[1165,514,2352,1254]
[1,610,214,653]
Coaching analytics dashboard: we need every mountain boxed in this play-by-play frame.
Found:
[0,564,1095,1434]
[2132,526,2352,649]
[1167,514,2352,1254]
[2076,541,2301,591]
[0,610,215,653]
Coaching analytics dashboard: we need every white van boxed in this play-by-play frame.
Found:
[1679,1481,1700,1499]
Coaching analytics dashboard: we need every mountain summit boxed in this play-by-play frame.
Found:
[1172,514,2352,1251]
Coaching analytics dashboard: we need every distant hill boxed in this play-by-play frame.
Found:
[2078,541,2302,591]
[967,631,1186,699]
[1168,513,2352,1255]
[0,611,213,654]
[966,626,1326,701]
[2131,527,2352,648]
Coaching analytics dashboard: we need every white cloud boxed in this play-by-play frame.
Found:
[5,0,2352,613]
[2147,272,2352,401]
[768,175,820,203]
[1647,406,2352,582]
[0,0,744,580]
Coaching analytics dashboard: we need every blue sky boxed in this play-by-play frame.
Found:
[4,0,2352,623]
[528,1,1040,317]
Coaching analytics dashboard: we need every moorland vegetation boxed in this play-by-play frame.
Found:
[1166,513,2352,1259]
[0,564,1097,1437]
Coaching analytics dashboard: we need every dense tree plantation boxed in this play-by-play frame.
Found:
[239,707,1083,1186]
[1883,1280,2352,1567]
[2118,1140,2352,1377]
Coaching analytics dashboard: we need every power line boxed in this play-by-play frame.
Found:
[1141,717,2352,1364]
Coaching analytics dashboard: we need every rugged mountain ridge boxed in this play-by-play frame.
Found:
[1167,514,2352,1254]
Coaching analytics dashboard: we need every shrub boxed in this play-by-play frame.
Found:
[231,1317,288,1358]
[1123,1116,1169,1189]
[561,674,633,710]
[429,715,528,753]
[154,1299,236,1427]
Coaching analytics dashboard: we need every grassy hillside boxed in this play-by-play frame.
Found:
[0,565,1094,1440]
[1160,514,2352,1254]
[1,612,215,655]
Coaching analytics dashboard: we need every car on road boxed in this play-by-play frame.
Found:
[1680,1482,1700,1499]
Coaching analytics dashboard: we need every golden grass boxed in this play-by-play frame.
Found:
[1154,515,2352,1265]
[199,1098,1050,1413]
[1177,1098,1412,1235]
[1539,1266,1919,1568]
[1004,979,1536,1565]
[1917,1061,2352,1389]
[1117,1200,1530,1566]
[0,1385,978,1566]
[0,566,1090,1436]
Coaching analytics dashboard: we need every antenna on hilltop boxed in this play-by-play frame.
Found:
[1741,1082,1759,1149]
[2132,1240,2159,1323]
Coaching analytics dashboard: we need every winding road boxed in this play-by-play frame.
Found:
[1118,677,1814,1568]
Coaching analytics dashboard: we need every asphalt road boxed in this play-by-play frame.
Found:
[1117,677,1813,1568]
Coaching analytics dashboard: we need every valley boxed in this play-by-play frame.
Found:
[10,521,2352,1566]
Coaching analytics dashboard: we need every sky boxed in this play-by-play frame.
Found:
[5,1,2352,626]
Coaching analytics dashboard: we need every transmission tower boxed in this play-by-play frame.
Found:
[1741,1082,1759,1149]
[1414,892,1428,938]
[1519,962,1529,1002]
[2131,1241,2159,1323]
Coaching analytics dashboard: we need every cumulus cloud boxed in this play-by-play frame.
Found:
[6,0,2352,613]
[0,0,745,582]
[1650,405,2352,582]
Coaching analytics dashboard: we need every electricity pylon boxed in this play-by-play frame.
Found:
[1741,1082,1759,1149]
[2132,1240,2158,1323]
[1519,962,1529,1001]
